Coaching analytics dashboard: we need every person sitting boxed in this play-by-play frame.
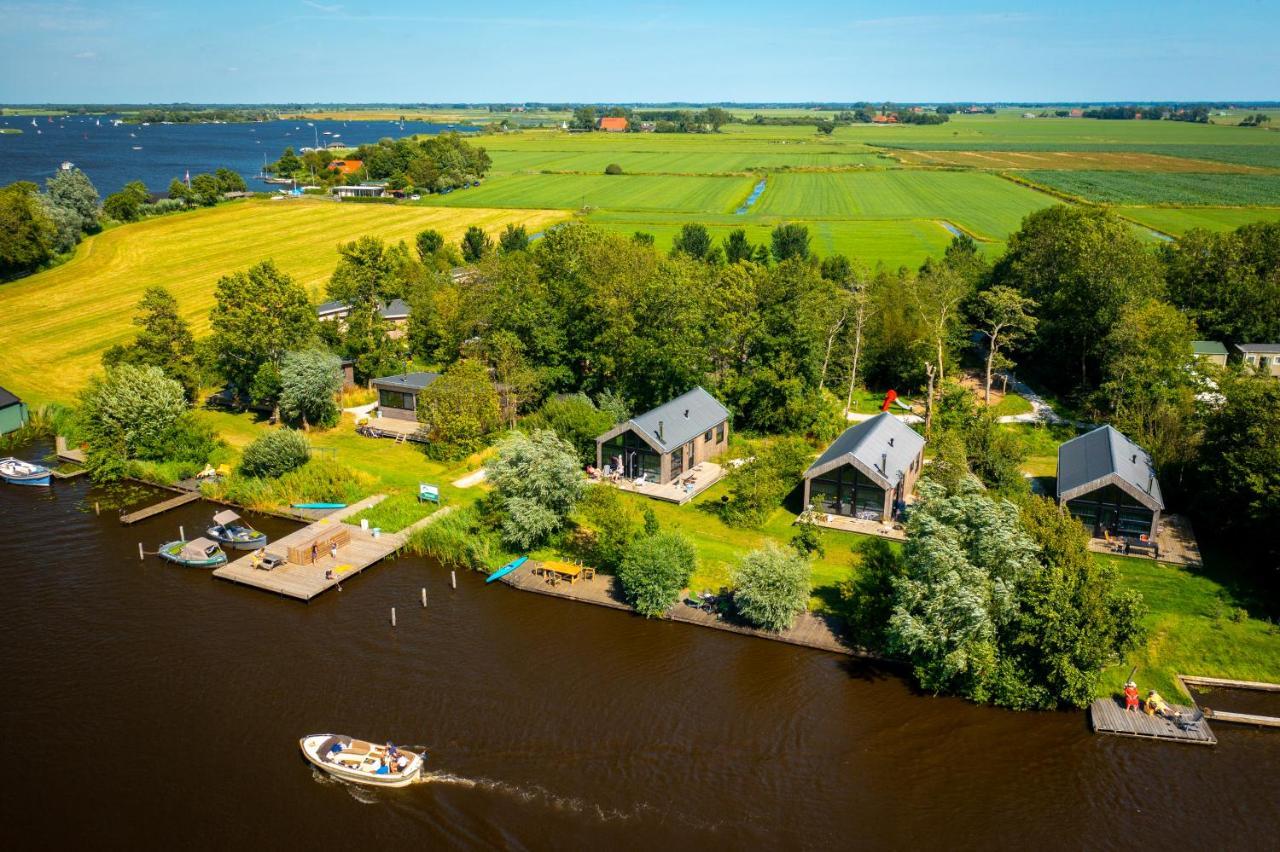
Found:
[1123,680,1140,713]
[396,753,410,772]
[1145,690,1180,721]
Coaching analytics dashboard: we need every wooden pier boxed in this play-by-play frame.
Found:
[212,496,451,600]
[120,490,203,524]
[1089,697,1217,746]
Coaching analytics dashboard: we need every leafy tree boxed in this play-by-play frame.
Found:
[485,329,540,427]
[771,223,810,262]
[576,483,642,571]
[498,223,530,254]
[838,538,906,651]
[631,231,655,246]
[733,543,811,632]
[209,261,317,406]
[279,349,342,429]
[274,147,302,174]
[488,429,584,549]
[703,107,733,130]
[617,530,697,617]
[76,365,188,481]
[417,360,501,459]
[239,428,311,478]
[572,105,597,131]
[38,193,83,254]
[721,437,812,527]
[214,167,247,193]
[723,228,754,264]
[102,286,201,401]
[790,512,825,557]
[524,393,614,462]
[103,180,150,222]
[0,181,56,278]
[971,285,1037,403]
[45,166,100,234]
[671,223,712,260]
[189,173,222,206]
[328,236,410,305]
[1161,223,1280,345]
[461,225,493,263]
[415,228,446,262]
[167,178,193,205]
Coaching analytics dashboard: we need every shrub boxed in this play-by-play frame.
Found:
[214,456,369,510]
[617,530,696,617]
[488,430,583,550]
[604,163,623,175]
[733,543,812,632]
[239,428,311,478]
[524,393,615,463]
[576,483,642,571]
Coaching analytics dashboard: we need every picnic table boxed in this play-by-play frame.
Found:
[537,560,595,585]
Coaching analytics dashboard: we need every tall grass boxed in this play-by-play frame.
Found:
[204,457,374,511]
[0,403,77,452]
[404,506,504,572]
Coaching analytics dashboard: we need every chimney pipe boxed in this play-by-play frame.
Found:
[684,409,690,419]
[658,420,664,441]
[889,437,895,447]
[881,452,888,474]
[1148,474,1154,493]
[1131,453,1137,464]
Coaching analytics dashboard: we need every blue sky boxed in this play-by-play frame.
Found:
[1,1,1277,103]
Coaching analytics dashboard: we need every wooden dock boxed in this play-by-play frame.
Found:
[500,562,857,657]
[1089,697,1217,746]
[212,497,451,601]
[120,490,202,524]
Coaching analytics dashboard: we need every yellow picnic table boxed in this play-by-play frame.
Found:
[542,560,582,584]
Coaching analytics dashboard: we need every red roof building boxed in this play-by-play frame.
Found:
[597,116,628,132]
[327,159,364,175]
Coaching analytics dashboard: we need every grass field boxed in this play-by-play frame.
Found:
[1022,170,1280,205]
[487,148,887,175]
[891,149,1271,173]
[0,198,566,405]
[418,172,756,213]
[1117,205,1280,235]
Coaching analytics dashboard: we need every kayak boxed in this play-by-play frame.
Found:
[486,555,527,584]
[291,502,347,510]
[300,734,424,788]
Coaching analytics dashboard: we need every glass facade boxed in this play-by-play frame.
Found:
[602,430,662,483]
[378,389,416,411]
[809,464,887,520]
[1066,484,1154,537]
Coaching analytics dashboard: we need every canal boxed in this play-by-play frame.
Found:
[1,445,1276,849]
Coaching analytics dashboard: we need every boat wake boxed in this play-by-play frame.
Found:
[418,770,662,824]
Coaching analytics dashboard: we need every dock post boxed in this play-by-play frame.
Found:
[451,570,456,589]
[391,607,397,627]
[94,501,100,515]
[138,542,144,561]
[179,525,185,542]
[421,588,427,608]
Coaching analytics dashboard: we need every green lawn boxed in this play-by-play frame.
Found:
[487,148,885,175]
[1116,205,1280,236]
[988,391,1033,417]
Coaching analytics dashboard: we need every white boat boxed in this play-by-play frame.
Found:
[300,735,424,787]
[0,457,51,486]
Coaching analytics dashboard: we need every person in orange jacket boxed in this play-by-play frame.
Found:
[1123,680,1140,713]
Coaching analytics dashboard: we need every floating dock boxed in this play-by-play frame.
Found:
[1089,697,1216,746]
[120,490,202,524]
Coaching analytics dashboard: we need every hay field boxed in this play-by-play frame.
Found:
[0,198,565,404]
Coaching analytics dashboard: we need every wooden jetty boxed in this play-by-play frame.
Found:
[212,496,452,600]
[55,436,86,464]
[500,561,856,657]
[120,490,202,524]
[1089,697,1217,746]
[1181,674,1280,728]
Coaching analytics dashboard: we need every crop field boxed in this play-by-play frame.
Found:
[417,172,757,213]
[890,149,1269,173]
[748,171,1059,239]
[1117,206,1280,236]
[487,148,887,175]
[0,199,565,405]
[1022,170,1280,205]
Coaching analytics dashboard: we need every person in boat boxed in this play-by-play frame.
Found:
[396,753,410,773]
[1123,680,1140,713]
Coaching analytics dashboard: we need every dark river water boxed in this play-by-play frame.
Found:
[0,114,476,196]
[1,439,1277,849]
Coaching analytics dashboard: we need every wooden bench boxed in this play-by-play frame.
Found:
[287,527,352,565]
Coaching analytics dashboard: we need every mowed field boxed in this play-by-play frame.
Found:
[1117,205,1280,236]
[0,199,565,405]
[418,172,757,213]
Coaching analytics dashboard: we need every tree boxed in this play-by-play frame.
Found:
[576,483,642,571]
[189,173,222,206]
[524,393,614,463]
[771,223,810,262]
[209,261,317,407]
[239,428,311,478]
[488,429,584,549]
[971,285,1037,403]
[572,105,597,131]
[214,167,247,193]
[274,146,302,174]
[723,228,754,264]
[733,543,811,632]
[790,512,825,557]
[604,163,623,175]
[838,538,906,651]
[103,180,150,222]
[0,181,56,278]
[911,257,974,422]
[671,223,712,260]
[45,166,100,235]
[498,223,530,254]
[76,365,188,480]
[417,360,501,459]
[1161,223,1280,345]
[167,178,193,205]
[485,329,539,428]
[416,228,446,262]
[617,530,697,617]
[843,268,879,414]
[102,286,201,401]
[703,106,732,130]
[721,437,813,527]
[38,193,82,254]
[461,225,493,263]
[279,349,342,429]
[328,236,409,305]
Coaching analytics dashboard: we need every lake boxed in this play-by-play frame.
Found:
[1,439,1277,849]
[0,114,477,196]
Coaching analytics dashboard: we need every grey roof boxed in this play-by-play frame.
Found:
[614,387,729,455]
[0,385,20,409]
[804,412,925,489]
[1191,340,1228,356]
[1235,343,1280,354]
[315,299,409,319]
[372,371,439,392]
[1056,425,1164,510]
[316,300,348,316]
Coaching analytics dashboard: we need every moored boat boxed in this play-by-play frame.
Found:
[486,555,527,584]
[157,537,227,568]
[207,509,267,550]
[0,457,52,486]
[300,735,424,787]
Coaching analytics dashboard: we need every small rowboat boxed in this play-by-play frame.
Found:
[300,735,424,788]
[207,509,267,550]
[486,555,527,584]
[157,537,227,568]
[0,457,52,486]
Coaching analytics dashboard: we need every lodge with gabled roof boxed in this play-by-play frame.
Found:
[596,387,729,486]
[802,412,925,523]
[1057,425,1164,541]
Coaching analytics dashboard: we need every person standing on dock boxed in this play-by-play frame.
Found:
[1124,680,1140,713]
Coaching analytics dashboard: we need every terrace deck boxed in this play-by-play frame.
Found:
[810,512,908,541]
[1089,697,1216,746]
[607,462,724,505]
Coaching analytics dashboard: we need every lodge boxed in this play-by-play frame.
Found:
[1056,425,1163,542]
[1236,343,1280,379]
[0,385,29,435]
[317,298,411,338]
[802,412,925,523]
[596,387,729,485]
[1191,340,1228,366]
[371,371,439,421]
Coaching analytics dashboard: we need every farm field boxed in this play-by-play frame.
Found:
[1117,205,1280,235]
[0,198,565,405]
[1021,170,1280,205]
[417,172,757,213]
[890,149,1270,173]
[487,147,887,175]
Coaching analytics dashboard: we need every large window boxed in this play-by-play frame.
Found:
[378,389,416,411]
[716,422,725,443]
[809,464,887,520]
[603,430,662,483]
[1066,484,1154,537]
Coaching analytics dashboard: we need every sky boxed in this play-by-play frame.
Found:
[1,0,1278,103]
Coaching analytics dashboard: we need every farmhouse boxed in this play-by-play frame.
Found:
[371,372,439,421]
[871,114,898,124]
[802,412,925,524]
[1191,340,1229,366]
[1056,425,1163,541]
[1236,343,1280,379]
[596,387,729,486]
[0,385,29,435]
[326,159,363,176]
[597,116,628,132]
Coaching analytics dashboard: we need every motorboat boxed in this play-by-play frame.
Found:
[0,457,52,486]
[157,537,227,568]
[300,735,424,787]
[207,509,267,550]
